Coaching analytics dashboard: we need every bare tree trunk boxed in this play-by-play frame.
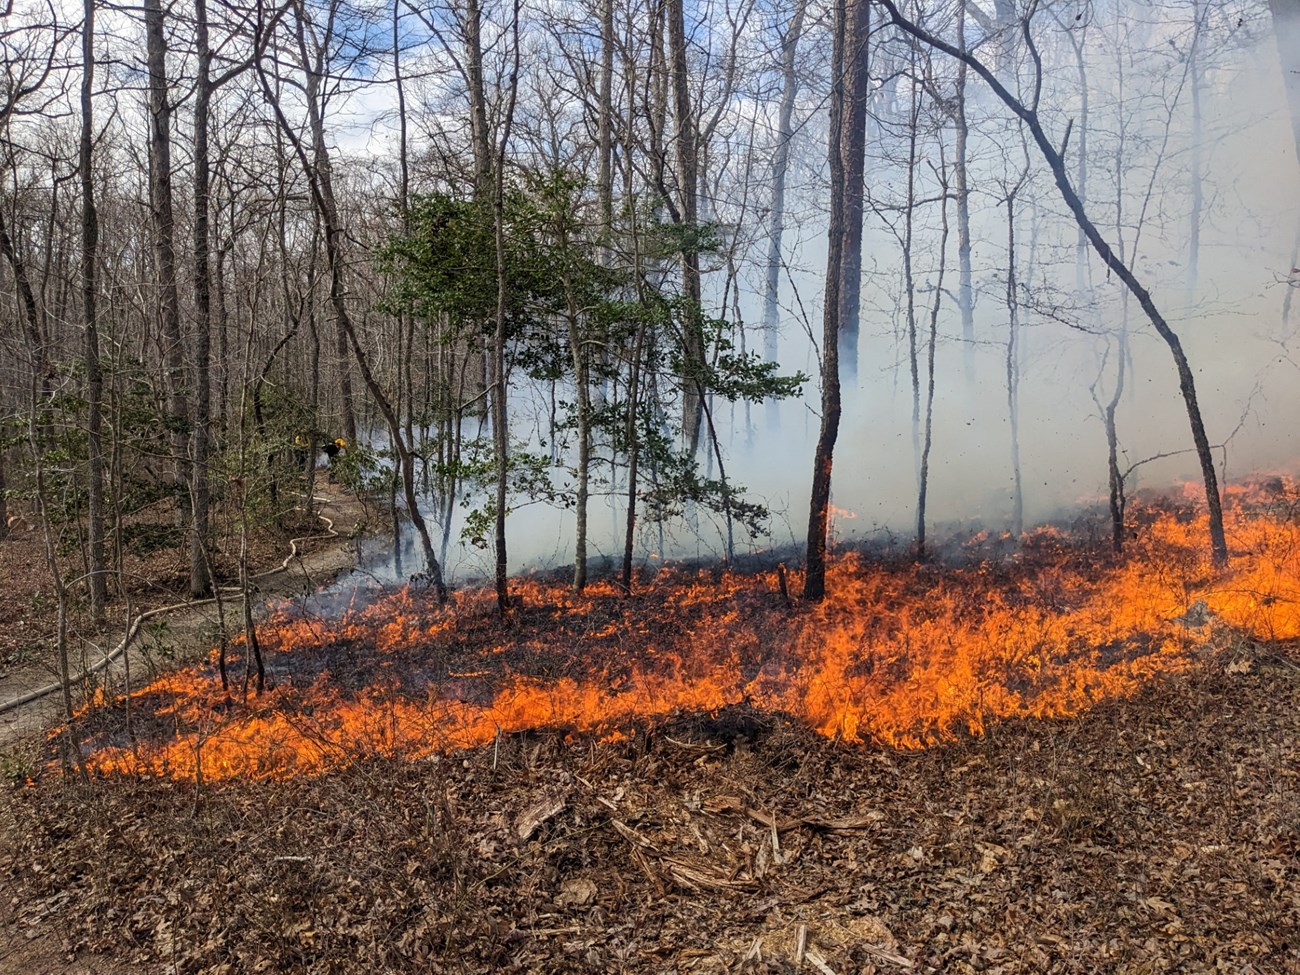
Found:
[903,73,920,477]
[917,145,950,562]
[805,0,866,600]
[954,3,975,383]
[597,0,615,243]
[568,288,591,592]
[144,0,190,527]
[881,0,1229,567]
[761,0,806,430]
[464,0,493,192]
[82,0,107,620]
[666,0,705,454]
[1004,186,1023,536]
[485,0,522,612]
[294,11,358,445]
[621,316,648,593]
[189,0,215,598]
[1187,0,1204,307]
[836,0,868,378]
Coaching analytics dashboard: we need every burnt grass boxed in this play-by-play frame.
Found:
[3,642,1298,974]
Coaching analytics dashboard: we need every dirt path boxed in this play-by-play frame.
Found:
[0,494,377,975]
[0,493,371,751]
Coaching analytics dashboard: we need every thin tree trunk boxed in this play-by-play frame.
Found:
[82,0,107,620]
[954,2,975,384]
[562,229,592,591]
[189,0,214,597]
[836,0,868,378]
[621,317,648,592]
[805,0,866,600]
[881,0,1229,567]
[917,146,950,562]
[762,0,806,430]
[491,0,522,612]
[1187,0,1204,307]
[144,0,190,526]
[1004,187,1023,535]
[597,0,615,244]
[903,75,920,479]
[302,54,357,444]
[666,0,705,454]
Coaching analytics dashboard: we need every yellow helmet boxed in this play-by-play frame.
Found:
[334,438,347,450]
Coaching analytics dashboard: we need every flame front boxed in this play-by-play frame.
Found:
[76,478,1300,781]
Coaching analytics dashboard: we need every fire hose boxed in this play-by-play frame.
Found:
[0,500,342,718]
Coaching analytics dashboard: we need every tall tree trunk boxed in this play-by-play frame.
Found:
[144,0,190,525]
[82,0,107,620]
[567,280,591,592]
[954,2,975,383]
[1004,187,1023,535]
[761,0,806,430]
[189,0,214,598]
[917,146,950,562]
[463,0,494,193]
[597,0,615,244]
[881,0,1229,567]
[805,0,866,600]
[666,0,705,454]
[836,0,868,378]
[295,16,358,445]
[903,73,920,478]
[0,204,52,442]
[1187,0,1204,308]
[490,0,522,612]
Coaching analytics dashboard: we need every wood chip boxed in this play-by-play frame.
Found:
[858,941,914,968]
[804,946,838,975]
[516,796,567,841]
[611,819,659,852]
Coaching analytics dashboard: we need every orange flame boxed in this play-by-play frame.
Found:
[73,475,1300,781]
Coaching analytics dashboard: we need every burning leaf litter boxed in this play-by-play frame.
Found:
[65,479,1300,781]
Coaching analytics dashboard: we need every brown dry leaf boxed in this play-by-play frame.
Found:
[555,877,597,907]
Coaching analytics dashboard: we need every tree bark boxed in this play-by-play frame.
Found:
[82,0,107,619]
[666,0,705,454]
[189,0,214,598]
[835,0,869,377]
[805,0,866,600]
[144,0,190,524]
[291,2,357,444]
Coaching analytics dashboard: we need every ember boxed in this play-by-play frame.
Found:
[70,478,1300,782]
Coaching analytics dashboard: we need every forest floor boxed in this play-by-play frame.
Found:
[0,539,1297,972]
[0,489,373,749]
[0,486,377,975]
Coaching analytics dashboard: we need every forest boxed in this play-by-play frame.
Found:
[0,0,1299,972]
